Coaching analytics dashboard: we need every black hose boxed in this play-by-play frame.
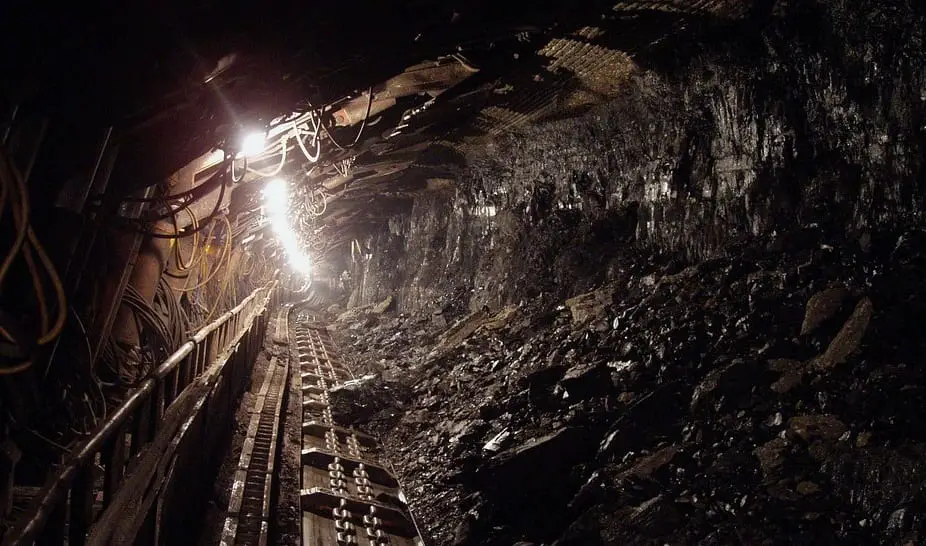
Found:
[117,178,227,239]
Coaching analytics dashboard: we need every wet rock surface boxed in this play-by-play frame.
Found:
[332,222,926,545]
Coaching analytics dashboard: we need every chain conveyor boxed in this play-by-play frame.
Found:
[291,311,424,546]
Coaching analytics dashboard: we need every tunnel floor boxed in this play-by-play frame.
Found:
[195,224,926,546]
[199,308,425,546]
[328,224,926,545]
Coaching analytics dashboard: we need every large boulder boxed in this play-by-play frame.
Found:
[801,285,850,336]
[815,297,873,369]
[564,284,617,324]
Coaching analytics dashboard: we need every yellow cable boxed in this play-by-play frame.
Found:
[204,217,235,321]
[183,207,200,267]
[204,264,229,322]
[0,151,29,288]
[22,244,49,335]
[0,157,67,346]
[230,258,238,305]
[174,216,231,293]
[30,226,67,345]
[0,360,33,375]
[171,207,200,271]
[0,158,8,229]
[0,165,11,347]
[177,214,217,291]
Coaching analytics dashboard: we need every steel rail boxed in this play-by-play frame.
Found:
[3,279,279,546]
[220,303,293,546]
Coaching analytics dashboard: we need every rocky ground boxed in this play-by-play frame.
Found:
[330,222,926,546]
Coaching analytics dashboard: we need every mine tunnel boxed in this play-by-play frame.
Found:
[0,0,925,544]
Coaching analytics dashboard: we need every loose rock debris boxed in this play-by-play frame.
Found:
[330,224,926,545]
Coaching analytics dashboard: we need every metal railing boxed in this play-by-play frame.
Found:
[2,280,280,546]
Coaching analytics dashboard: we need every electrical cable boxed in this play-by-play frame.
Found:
[22,426,70,452]
[204,241,234,322]
[231,153,246,183]
[0,156,7,229]
[140,169,224,223]
[29,226,67,346]
[305,188,328,216]
[123,285,171,348]
[22,244,49,335]
[125,177,226,239]
[170,207,200,271]
[294,117,321,162]
[268,111,314,136]
[167,211,215,280]
[172,216,232,292]
[246,135,290,177]
[66,303,108,424]
[119,285,171,386]
[115,184,222,237]
[73,308,92,363]
[0,148,66,349]
[0,360,32,375]
[153,278,185,348]
[0,149,30,290]
[238,256,253,277]
[116,163,224,204]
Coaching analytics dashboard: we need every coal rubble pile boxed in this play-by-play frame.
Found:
[332,225,926,546]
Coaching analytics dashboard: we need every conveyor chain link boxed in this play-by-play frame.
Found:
[291,314,424,546]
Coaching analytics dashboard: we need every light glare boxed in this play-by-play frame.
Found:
[241,132,266,157]
[263,179,312,276]
[264,178,289,215]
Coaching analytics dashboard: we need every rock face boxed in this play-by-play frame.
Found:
[347,0,926,314]
[436,306,520,351]
[326,2,926,545]
[690,358,759,411]
[436,309,490,351]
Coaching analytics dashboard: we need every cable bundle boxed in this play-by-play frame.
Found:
[153,277,189,347]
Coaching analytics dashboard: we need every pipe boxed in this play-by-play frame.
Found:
[111,220,173,348]
[333,97,396,127]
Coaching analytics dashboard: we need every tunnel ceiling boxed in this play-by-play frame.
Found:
[1,0,769,251]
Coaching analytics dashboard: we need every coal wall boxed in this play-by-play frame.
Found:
[349,0,926,313]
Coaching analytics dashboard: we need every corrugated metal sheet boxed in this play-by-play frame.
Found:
[540,38,635,95]
[464,0,753,138]
[612,0,749,17]
[471,37,633,136]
